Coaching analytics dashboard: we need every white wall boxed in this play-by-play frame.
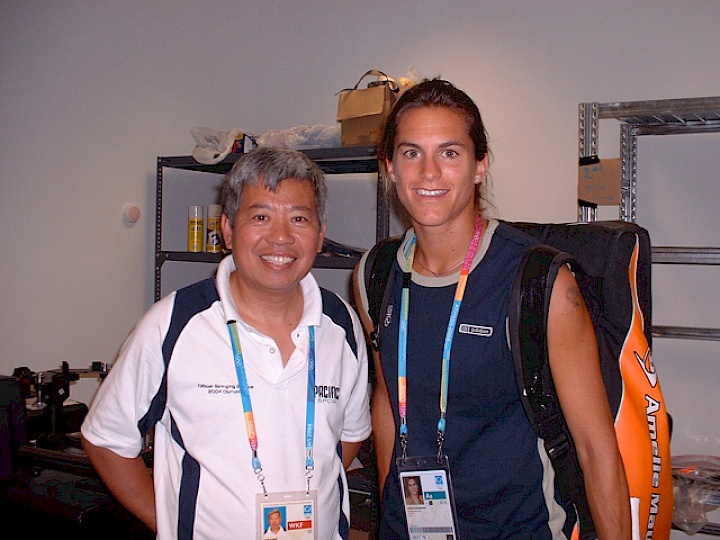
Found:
[2,2,719,533]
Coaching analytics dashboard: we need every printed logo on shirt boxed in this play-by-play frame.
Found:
[458,323,493,337]
[315,385,340,403]
[198,382,240,395]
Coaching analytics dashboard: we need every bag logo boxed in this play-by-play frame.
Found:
[634,348,658,388]
[383,304,394,328]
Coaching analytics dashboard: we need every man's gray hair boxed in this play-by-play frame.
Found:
[221,147,328,227]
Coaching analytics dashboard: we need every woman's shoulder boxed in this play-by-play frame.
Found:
[491,219,542,248]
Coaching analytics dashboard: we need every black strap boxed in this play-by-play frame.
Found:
[364,236,402,350]
[509,244,597,539]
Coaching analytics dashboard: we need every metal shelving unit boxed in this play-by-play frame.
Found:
[155,146,384,301]
[578,97,720,343]
[579,97,720,538]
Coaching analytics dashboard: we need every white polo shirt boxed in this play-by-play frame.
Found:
[82,255,371,539]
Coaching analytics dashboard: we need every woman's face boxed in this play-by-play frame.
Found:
[408,478,420,495]
[387,106,487,230]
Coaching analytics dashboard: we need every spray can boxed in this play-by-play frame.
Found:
[206,205,222,253]
[188,205,204,252]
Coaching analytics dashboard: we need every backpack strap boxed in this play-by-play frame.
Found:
[363,236,402,351]
[509,244,597,539]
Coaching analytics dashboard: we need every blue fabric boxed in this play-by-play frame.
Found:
[377,223,571,539]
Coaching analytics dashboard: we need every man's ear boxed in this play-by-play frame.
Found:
[316,223,327,253]
[220,214,233,250]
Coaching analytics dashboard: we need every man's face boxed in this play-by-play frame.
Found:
[221,178,325,297]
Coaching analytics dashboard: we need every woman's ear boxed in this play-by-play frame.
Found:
[475,155,489,183]
[386,160,397,183]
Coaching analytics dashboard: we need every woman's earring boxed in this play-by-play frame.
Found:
[474,177,481,184]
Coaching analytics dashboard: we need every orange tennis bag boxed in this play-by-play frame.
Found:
[509,220,673,540]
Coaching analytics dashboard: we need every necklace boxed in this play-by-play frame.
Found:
[414,256,465,277]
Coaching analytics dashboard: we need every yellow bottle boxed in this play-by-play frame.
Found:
[206,204,222,253]
[188,205,204,252]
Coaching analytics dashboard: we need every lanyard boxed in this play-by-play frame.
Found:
[398,216,483,460]
[227,321,316,495]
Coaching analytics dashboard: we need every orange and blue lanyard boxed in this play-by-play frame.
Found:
[398,216,484,460]
[227,321,316,494]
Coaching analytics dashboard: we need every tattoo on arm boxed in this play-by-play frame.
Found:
[565,285,583,308]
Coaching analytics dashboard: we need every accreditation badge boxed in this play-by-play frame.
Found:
[396,455,459,540]
[256,490,317,539]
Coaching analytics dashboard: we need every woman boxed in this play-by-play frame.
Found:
[354,79,631,539]
[403,476,424,506]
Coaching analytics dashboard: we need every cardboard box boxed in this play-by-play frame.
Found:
[578,158,621,205]
[337,81,397,146]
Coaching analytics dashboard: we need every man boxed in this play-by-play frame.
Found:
[82,147,371,539]
[263,509,290,539]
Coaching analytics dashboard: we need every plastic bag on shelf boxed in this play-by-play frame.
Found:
[190,127,254,164]
[256,125,340,149]
[673,455,720,534]
[396,65,424,96]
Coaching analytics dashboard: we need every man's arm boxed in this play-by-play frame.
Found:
[82,436,157,533]
[341,440,363,470]
[547,266,631,539]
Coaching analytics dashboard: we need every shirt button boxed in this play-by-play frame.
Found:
[269,347,276,354]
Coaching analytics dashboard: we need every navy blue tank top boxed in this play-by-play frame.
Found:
[377,221,572,539]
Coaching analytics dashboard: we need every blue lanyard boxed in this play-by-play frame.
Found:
[227,320,316,494]
[398,216,483,460]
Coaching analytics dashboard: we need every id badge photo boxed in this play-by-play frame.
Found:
[256,490,317,540]
[396,455,459,540]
